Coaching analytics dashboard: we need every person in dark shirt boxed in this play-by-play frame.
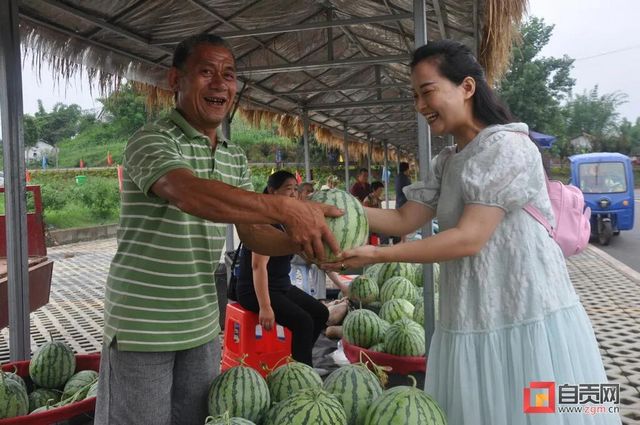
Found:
[392,162,412,243]
[395,162,412,208]
[236,171,329,366]
[349,168,371,202]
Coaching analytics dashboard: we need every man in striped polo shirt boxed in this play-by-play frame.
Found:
[94,34,341,425]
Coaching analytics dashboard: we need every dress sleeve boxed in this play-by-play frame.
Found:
[403,146,454,211]
[461,132,544,213]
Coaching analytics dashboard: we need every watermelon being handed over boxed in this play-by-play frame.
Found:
[264,387,347,425]
[310,189,369,262]
[29,340,76,389]
[266,361,322,403]
[323,364,383,425]
[364,380,447,425]
[208,365,270,424]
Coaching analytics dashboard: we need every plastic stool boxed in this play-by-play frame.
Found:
[221,303,292,377]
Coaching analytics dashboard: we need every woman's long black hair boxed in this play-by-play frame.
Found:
[410,40,513,126]
[263,170,296,194]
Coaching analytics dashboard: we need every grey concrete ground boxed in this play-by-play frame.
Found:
[1,238,639,423]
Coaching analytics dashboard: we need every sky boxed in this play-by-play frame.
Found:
[18,0,640,123]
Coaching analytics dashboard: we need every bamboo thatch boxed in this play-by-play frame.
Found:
[478,0,528,84]
[17,0,528,162]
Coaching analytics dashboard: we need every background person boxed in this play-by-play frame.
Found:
[392,162,412,243]
[298,181,315,200]
[349,168,370,202]
[327,40,618,425]
[236,171,329,366]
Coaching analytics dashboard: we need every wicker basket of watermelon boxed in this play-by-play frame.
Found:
[0,340,99,424]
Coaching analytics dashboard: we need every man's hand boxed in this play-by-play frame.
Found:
[281,198,343,262]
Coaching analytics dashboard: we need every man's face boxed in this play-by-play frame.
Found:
[169,43,237,132]
[358,172,368,183]
[298,185,314,200]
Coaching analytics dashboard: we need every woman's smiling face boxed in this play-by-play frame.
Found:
[411,59,470,136]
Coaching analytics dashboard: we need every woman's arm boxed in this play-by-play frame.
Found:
[366,201,434,236]
[329,204,504,269]
[251,253,276,330]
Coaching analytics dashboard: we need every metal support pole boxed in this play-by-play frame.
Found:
[302,109,311,182]
[383,143,390,209]
[221,116,235,256]
[414,0,435,383]
[396,145,401,174]
[343,123,350,188]
[1,0,31,361]
[367,139,372,183]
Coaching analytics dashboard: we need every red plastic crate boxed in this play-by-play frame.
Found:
[342,339,426,375]
[222,303,292,377]
[0,353,100,425]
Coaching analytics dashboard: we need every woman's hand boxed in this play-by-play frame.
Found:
[259,306,276,331]
[323,245,381,272]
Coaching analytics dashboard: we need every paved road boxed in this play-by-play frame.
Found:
[596,189,640,273]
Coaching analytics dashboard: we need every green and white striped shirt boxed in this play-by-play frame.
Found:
[104,109,253,352]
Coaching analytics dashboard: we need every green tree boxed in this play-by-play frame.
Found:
[98,82,152,134]
[34,100,88,145]
[563,86,627,152]
[619,118,640,155]
[22,114,40,147]
[498,17,575,134]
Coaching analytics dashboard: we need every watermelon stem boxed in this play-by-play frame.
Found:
[407,374,418,388]
[358,350,390,388]
[263,355,292,376]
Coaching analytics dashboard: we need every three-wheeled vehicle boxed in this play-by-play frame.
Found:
[569,153,635,245]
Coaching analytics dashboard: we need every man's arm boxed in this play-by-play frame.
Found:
[237,224,299,257]
[151,169,342,260]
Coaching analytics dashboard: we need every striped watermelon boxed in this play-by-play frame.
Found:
[368,342,385,352]
[379,299,415,324]
[264,387,347,425]
[310,189,369,261]
[323,364,383,425]
[205,413,256,425]
[208,365,270,424]
[343,309,384,349]
[380,276,418,304]
[349,275,378,305]
[29,341,76,389]
[0,373,28,419]
[376,262,415,288]
[28,388,61,412]
[363,383,447,425]
[266,361,322,403]
[413,263,440,287]
[384,318,426,357]
[62,370,98,400]
[363,264,383,282]
[4,368,27,395]
[84,381,98,399]
[413,297,425,326]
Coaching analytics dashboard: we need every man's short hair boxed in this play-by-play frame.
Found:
[399,162,410,173]
[172,34,234,70]
[358,168,368,175]
[298,182,314,192]
[371,181,384,191]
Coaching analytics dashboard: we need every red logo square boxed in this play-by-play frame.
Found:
[524,381,556,413]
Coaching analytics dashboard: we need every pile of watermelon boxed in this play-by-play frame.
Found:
[0,340,98,420]
[339,261,440,358]
[205,359,446,425]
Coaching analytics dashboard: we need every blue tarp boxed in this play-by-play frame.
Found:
[529,130,557,148]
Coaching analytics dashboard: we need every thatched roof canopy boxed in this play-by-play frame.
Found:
[18,0,527,160]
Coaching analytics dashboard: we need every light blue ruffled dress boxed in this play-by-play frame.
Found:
[404,123,621,425]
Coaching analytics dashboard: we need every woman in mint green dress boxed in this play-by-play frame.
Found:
[329,40,620,425]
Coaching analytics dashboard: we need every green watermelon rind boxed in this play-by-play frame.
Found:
[323,364,383,425]
[207,366,270,424]
[29,341,76,389]
[264,387,347,425]
[266,361,322,404]
[363,385,447,425]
